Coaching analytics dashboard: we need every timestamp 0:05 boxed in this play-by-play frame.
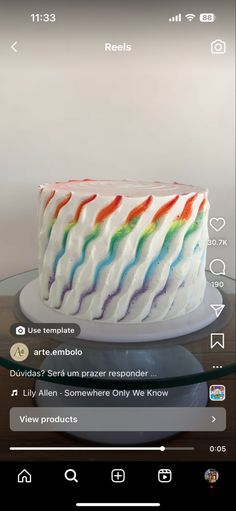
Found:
[209,445,227,453]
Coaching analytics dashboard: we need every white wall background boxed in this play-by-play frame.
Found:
[0,0,235,279]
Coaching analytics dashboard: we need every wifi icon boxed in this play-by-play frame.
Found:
[185,13,196,21]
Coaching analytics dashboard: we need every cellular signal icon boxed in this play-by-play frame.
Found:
[169,13,182,23]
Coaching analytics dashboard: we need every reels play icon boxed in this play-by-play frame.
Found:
[158,469,172,483]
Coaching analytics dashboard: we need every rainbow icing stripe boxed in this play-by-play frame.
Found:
[143,196,207,320]
[170,197,206,270]
[56,195,123,299]
[48,193,72,239]
[118,193,198,321]
[74,195,153,314]
[95,195,179,319]
[48,194,98,285]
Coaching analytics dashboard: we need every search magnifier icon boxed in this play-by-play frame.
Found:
[64,469,78,483]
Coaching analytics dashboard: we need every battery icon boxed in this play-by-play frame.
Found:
[199,13,216,22]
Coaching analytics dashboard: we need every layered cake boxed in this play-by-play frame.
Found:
[38,179,209,322]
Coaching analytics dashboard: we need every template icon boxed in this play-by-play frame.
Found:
[15,325,26,336]
[158,469,172,483]
[209,385,226,401]
[210,333,225,349]
[210,304,225,318]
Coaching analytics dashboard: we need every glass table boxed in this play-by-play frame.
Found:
[0,269,235,382]
[0,269,235,446]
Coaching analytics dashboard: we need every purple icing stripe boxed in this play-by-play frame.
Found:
[118,283,149,322]
[94,286,122,320]
[142,281,168,321]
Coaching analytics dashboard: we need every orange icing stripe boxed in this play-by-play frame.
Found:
[95,195,122,224]
[53,193,72,219]
[179,193,197,221]
[152,195,179,223]
[74,194,97,222]
[126,195,153,223]
[198,197,206,212]
[44,190,55,211]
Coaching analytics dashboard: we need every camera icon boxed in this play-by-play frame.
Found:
[16,325,26,336]
[211,39,226,54]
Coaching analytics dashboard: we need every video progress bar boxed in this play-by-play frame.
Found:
[76,504,160,508]
[10,446,194,451]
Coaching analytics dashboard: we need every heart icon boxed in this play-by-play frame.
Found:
[209,217,226,232]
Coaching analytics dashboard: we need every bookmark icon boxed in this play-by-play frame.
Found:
[210,333,225,349]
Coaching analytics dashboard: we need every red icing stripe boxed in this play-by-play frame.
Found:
[126,195,153,223]
[44,190,55,211]
[198,197,206,212]
[152,195,179,223]
[179,193,197,221]
[95,195,122,225]
[74,194,97,222]
[68,179,94,183]
[53,193,72,220]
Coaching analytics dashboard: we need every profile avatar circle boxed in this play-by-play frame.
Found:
[204,469,219,484]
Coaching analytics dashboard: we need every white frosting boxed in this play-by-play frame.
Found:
[38,179,209,323]
[41,179,205,197]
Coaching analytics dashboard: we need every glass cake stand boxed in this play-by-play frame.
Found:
[0,269,235,444]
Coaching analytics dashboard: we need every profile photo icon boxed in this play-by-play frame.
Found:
[204,468,219,484]
[211,39,226,54]
[15,325,26,336]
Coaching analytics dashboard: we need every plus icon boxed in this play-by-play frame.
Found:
[111,469,125,483]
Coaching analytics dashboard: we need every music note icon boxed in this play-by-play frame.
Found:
[11,389,18,397]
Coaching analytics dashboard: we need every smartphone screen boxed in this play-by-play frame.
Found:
[0,0,235,508]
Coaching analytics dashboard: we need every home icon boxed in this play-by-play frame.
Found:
[17,469,32,483]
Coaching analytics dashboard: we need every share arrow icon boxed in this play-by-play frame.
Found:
[210,304,225,318]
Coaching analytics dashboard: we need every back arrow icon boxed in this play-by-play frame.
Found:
[11,41,18,53]
[211,416,216,423]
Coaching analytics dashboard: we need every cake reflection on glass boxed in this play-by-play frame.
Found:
[38,179,209,323]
